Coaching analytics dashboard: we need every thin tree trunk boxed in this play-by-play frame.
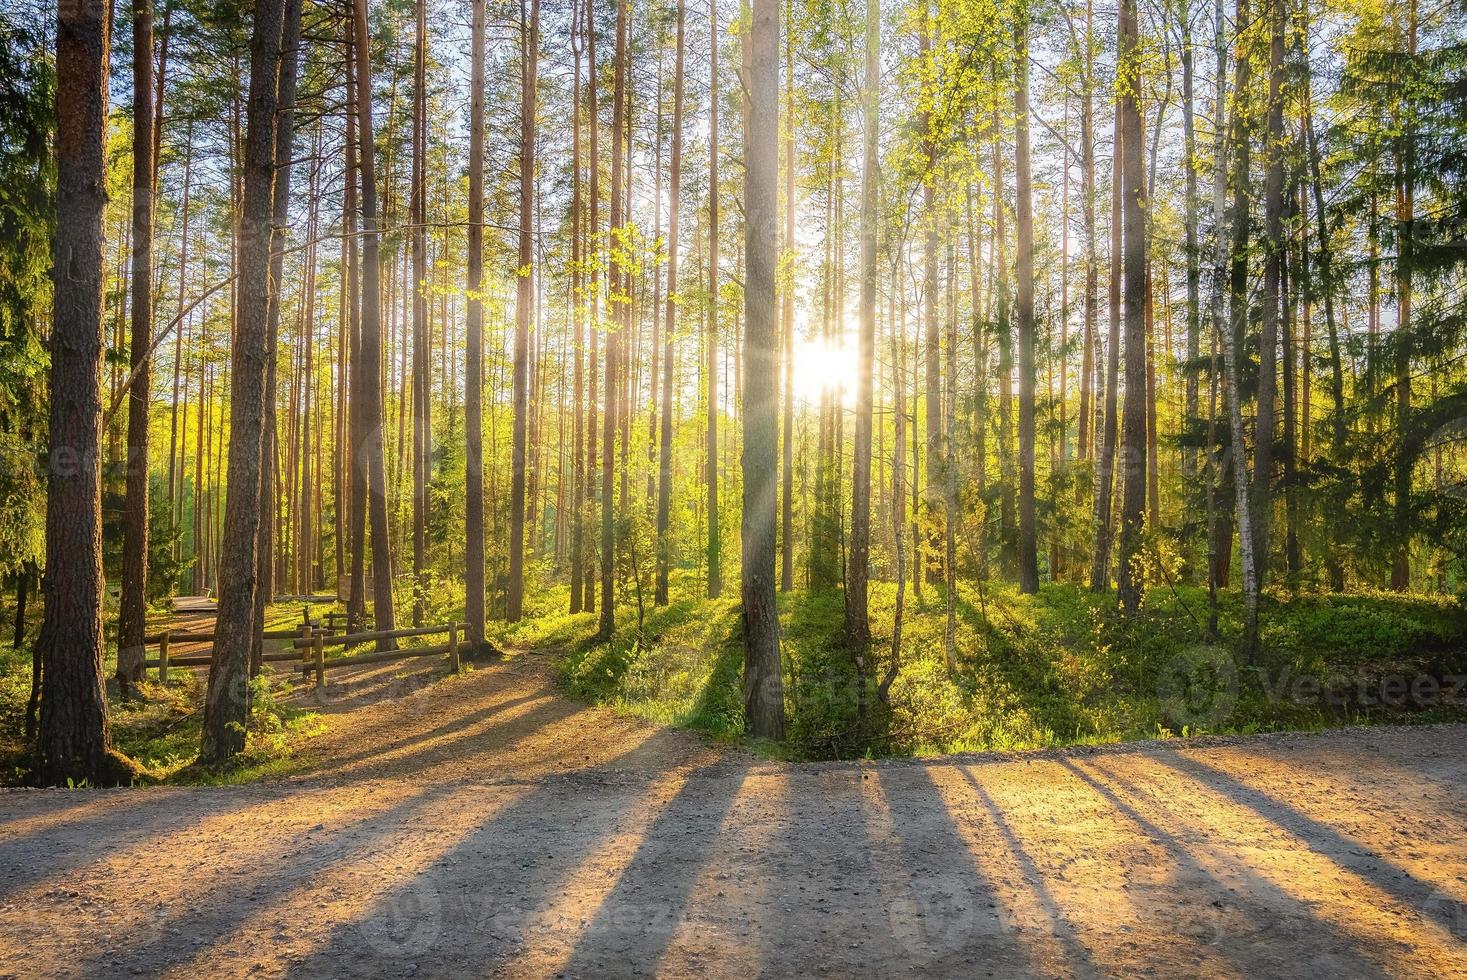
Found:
[599,0,628,639]
[570,8,586,614]
[508,0,539,621]
[1115,0,1147,612]
[656,0,685,607]
[350,0,397,646]
[410,0,428,625]
[1254,0,1284,584]
[780,0,795,593]
[706,0,722,600]
[846,0,878,658]
[464,0,487,647]
[1089,95,1122,591]
[1015,13,1039,594]
[1227,0,1260,652]
[119,0,156,693]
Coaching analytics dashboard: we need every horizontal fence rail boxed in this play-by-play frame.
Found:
[137,619,461,687]
[294,623,462,689]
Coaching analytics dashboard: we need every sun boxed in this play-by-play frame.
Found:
[790,339,858,408]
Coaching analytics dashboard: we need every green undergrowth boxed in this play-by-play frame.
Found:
[0,601,330,785]
[529,579,1467,761]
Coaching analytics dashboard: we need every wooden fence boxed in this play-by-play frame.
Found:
[141,621,327,681]
[292,623,462,690]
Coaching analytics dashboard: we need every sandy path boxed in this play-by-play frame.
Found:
[1,645,1465,979]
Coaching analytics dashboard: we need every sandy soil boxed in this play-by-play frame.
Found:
[1,637,1465,978]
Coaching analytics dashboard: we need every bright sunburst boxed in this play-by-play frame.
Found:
[790,339,858,408]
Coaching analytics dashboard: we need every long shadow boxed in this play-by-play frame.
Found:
[874,765,1040,976]
[951,593,1091,742]
[0,789,275,902]
[278,729,719,977]
[1058,757,1390,977]
[75,784,459,978]
[1152,752,1466,919]
[952,767,1103,978]
[297,689,552,780]
[554,760,749,975]
[311,694,589,783]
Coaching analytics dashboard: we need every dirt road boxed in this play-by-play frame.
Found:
[1,646,1465,978]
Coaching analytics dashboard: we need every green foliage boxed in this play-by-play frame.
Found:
[543,580,1467,761]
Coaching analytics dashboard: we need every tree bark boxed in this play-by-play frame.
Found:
[37,0,116,785]
[743,0,785,742]
[411,0,429,625]
[118,0,156,693]
[706,0,723,600]
[200,0,288,764]
[570,8,586,614]
[1089,95,1122,591]
[1254,0,1284,585]
[599,0,629,640]
[1015,13,1039,594]
[351,0,397,647]
[1226,0,1260,652]
[465,0,487,648]
[846,0,878,655]
[1115,0,1147,612]
[656,0,685,607]
[780,0,795,593]
[508,0,540,621]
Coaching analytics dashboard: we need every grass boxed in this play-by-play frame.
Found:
[3,579,1465,780]
[503,576,1467,760]
[0,600,331,785]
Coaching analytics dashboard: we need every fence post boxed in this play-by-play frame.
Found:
[158,631,170,683]
[314,632,326,691]
[300,623,312,664]
[449,623,461,674]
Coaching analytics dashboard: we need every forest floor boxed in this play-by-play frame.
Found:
[1,631,1466,978]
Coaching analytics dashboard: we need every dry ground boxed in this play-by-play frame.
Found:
[1,629,1465,978]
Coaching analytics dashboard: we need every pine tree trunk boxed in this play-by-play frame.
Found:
[846,0,878,655]
[570,10,586,614]
[118,0,156,693]
[1089,100,1122,591]
[599,0,628,640]
[508,0,539,622]
[1015,14,1039,595]
[411,0,429,625]
[1115,0,1147,612]
[464,0,487,648]
[253,0,302,675]
[200,0,288,764]
[656,0,685,607]
[1254,0,1284,585]
[743,0,785,742]
[706,0,722,600]
[351,0,397,647]
[780,0,795,594]
[37,0,116,785]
